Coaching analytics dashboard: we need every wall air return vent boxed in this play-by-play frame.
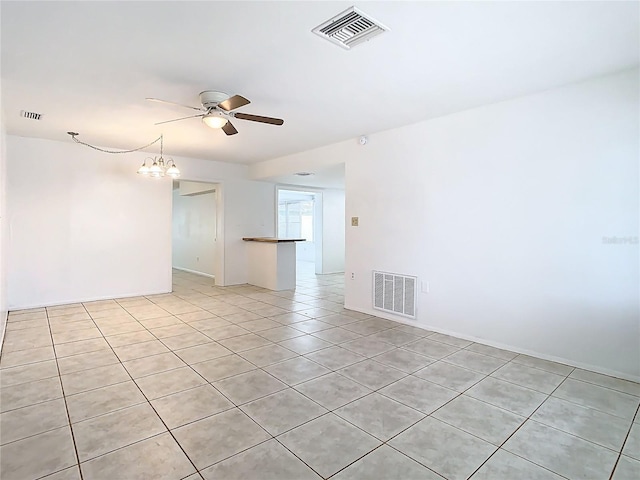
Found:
[373,271,417,319]
[20,110,42,120]
[312,6,389,50]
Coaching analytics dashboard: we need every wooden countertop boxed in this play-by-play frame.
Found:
[242,237,305,243]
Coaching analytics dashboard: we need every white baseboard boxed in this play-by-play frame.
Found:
[172,266,215,279]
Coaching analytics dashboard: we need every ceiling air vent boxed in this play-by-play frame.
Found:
[312,6,389,50]
[20,110,42,120]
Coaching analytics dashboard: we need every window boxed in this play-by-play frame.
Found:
[278,199,314,241]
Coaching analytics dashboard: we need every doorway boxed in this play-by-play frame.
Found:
[277,188,318,276]
[171,180,220,280]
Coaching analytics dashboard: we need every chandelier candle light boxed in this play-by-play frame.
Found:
[67,132,180,179]
[136,135,180,178]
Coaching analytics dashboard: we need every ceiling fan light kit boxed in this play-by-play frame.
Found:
[202,112,228,129]
[147,90,284,136]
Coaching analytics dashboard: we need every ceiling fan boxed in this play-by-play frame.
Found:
[146,91,284,136]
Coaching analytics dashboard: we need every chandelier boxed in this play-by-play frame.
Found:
[136,135,180,178]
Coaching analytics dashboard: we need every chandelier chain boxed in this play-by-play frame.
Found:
[67,132,163,155]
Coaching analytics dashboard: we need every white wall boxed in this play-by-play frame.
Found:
[172,186,217,277]
[263,70,639,381]
[321,188,345,274]
[0,116,8,343]
[178,181,216,196]
[250,148,344,181]
[222,180,275,285]
[6,136,172,309]
[351,69,639,380]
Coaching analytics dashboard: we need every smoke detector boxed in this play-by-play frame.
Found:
[312,6,389,50]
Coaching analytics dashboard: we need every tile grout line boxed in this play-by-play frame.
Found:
[608,404,639,480]
[48,304,85,480]
[537,375,640,420]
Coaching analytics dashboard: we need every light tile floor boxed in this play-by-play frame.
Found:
[1,269,639,480]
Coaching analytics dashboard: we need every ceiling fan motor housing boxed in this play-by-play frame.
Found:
[200,91,229,109]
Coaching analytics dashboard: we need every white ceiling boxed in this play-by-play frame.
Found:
[263,163,346,189]
[1,1,638,167]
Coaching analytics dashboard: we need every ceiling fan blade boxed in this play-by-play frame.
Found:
[222,121,238,136]
[218,95,251,111]
[146,97,204,112]
[234,112,284,126]
[154,113,205,125]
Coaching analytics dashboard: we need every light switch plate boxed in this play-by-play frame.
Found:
[351,217,359,226]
